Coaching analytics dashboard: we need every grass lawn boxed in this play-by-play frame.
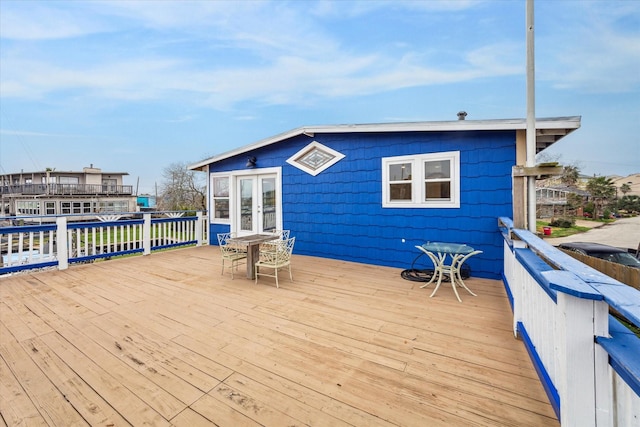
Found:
[536,220,592,238]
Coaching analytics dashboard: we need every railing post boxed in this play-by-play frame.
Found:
[511,239,527,338]
[196,211,203,246]
[593,300,612,427]
[143,213,151,255]
[556,291,600,427]
[56,216,69,270]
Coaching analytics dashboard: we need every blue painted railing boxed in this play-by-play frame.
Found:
[499,217,640,426]
[1,211,207,275]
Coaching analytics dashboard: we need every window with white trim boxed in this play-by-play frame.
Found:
[59,176,79,184]
[45,201,56,215]
[211,175,230,222]
[16,200,40,215]
[98,200,129,212]
[286,141,345,176]
[382,151,460,208]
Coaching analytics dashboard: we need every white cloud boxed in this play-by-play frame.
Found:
[1,26,523,111]
[538,1,640,93]
[167,115,196,123]
[1,0,637,111]
[0,4,110,40]
[0,129,83,138]
[309,0,482,18]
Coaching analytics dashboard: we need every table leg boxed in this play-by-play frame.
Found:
[246,243,261,279]
[454,253,479,297]
[419,251,443,289]
[429,254,463,302]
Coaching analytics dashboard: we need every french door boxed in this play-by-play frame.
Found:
[236,173,279,235]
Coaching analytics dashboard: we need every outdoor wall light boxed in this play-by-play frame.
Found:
[246,156,257,168]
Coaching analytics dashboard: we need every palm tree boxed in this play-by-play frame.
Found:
[586,176,616,219]
[620,183,631,196]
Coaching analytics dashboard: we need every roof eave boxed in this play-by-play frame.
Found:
[188,116,581,170]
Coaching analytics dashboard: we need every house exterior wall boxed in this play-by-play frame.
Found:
[208,130,516,280]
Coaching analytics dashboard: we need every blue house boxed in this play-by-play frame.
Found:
[136,194,157,209]
[189,116,580,280]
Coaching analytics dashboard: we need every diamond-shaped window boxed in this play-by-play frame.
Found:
[286,141,345,176]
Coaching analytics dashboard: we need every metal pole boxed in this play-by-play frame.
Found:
[526,0,536,233]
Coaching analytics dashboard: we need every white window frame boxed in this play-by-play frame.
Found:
[210,173,231,224]
[382,151,460,208]
[286,141,345,176]
[45,201,56,215]
[16,200,40,215]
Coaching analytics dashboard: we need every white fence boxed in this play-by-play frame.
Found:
[1,212,207,275]
[500,217,639,426]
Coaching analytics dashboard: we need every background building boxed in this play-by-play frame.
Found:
[1,165,135,220]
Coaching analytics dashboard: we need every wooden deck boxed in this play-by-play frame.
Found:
[0,246,558,426]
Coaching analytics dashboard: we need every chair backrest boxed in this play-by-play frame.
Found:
[267,229,290,240]
[260,237,295,265]
[280,236,295,259]
[217,232,231,246]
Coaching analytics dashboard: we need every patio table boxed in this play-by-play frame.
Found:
[228,233,279,279]
[414,242,482,302]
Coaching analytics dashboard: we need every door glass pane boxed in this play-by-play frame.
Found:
[240,178,253,232]
[262,177,276,232]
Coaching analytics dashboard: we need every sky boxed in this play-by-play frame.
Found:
[1,0,639,195]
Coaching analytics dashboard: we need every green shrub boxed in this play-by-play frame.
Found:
[584,202,595,215]
[550,217,575,228]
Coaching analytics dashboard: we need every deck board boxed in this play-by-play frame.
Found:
[0,246,559,426]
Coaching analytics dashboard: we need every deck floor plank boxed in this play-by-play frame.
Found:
[87,311,232,389]
[172,333,397,427]
[0,323,88,426]
[0,347,49,426]
[37,323,171,426]
[20,335,132,427]
[0,246,559,426]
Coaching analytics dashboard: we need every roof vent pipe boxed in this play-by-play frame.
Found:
[457,111,467,120]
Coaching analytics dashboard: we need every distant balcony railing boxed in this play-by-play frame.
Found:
[0,183,134,196]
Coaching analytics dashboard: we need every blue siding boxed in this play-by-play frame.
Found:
[208,130,515,280]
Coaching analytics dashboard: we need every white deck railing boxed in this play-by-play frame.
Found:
[1,211,207,274]
[2,212,638,425]
[499,217,640,426]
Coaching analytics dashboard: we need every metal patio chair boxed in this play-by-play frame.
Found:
[217,232,247,279]
[255,236,295,288]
